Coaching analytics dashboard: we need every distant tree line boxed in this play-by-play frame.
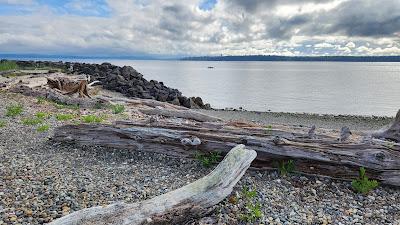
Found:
[181,55,400,62]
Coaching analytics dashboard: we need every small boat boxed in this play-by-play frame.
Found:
[207,66,214,69]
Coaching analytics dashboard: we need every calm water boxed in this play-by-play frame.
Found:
[15,57,399,116]
[81,60,398,116]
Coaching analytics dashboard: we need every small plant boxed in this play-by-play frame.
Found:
[111,104,125,114]
[81,115,104,123]
[22,117,43,126]
[0,120,6,128]
[276,160,295,176]
[351,167,379,194]
[37,124,50,132]
[0,60,18,71]
[56,113,75,121]
[54,102,80,110]
[242,186,257,199]
[6,104,23,117]
[265,125,273,134]
[240,202,263,222]
[195,151,222,168]
[35,112,51,119]
[36,97,46,104]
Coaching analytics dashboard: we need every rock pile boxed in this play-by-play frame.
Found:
[13,60,211,109]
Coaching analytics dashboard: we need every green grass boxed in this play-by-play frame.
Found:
[195,152,222,168]
[6,104,23,117]
[37,124,50,132]
[54,102,80,110]
[276,160,295,176]
[0,61,18,71]
[111,104,125,114]
[56,113,75,121]
[22,117,43,126]
[81,115,104,123]
[351,167,379,194]
[35,112,51,119]
[240,202,263,222]
[242,186,257,199]
[0,120,6,128]
[36,97,47,104]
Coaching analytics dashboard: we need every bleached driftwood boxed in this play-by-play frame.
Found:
[48,145,256,225]
[54,120,400,186]
[139,108,221,122]
[373,109,400,142]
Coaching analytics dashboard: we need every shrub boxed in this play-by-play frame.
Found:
[0,120,6,128]
[277,160,295,176]
[6,104,23,117]
[56,114,74,121]
[0,61,18,71]
[37,124,50,132]
[195,151,222,168]
[81,115,103,123]
[22,117,43,126]
[351,167,379,194]
[111,104,125,114]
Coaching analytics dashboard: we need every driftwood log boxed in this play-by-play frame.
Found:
[48,145,256,225]
[373,109,400,142]
[53,119,400,186]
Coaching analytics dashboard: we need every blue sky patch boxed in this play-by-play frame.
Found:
[199,0,217,11]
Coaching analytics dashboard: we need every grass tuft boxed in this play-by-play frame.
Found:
[81,114,104,123]
[35,112,51,119]
[6,104,23,117]
[0,60,18,71]
[22,117,43,126]
[37,124,50,132]
[111,104,125,114]
[195,151,222,168]
[276,160,295,176]
[56,113,75,121]
[0,120,6,128]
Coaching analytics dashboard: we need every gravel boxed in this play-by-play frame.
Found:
[1,92,399,225]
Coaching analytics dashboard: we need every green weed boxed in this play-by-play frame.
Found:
[351,167,379,194]
[36,97,47,104]
[276,160,295,176]
[54,102,80,110]
[37,124,50,132]
[56,114,75,121]
[22,117,43,126]
[0,120,6,128]
[240,202,263,222]
[6,104,23,117]
[35,112,51,119]
[111,104,125,114]
[81,114,104,123]
[0,60,18,71]
[195,151,222,168]
[242,186,257,199]
[265,125,273,134]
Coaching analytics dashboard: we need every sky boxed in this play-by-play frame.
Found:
[0,0,400,57]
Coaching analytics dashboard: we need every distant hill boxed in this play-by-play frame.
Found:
[181,55,400,62]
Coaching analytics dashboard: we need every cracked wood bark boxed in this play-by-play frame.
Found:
[53,120,400,186]
[372,109,400,142]
[48,145,256,225]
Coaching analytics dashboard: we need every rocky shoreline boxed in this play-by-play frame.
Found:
[9,60,210,109]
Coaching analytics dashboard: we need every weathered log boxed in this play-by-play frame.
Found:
[48,145,256,225]
[53,121,400,186]
[139,108,222,122]
[372,109,400,142]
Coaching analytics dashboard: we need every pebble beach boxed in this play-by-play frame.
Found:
[0,92,399,225]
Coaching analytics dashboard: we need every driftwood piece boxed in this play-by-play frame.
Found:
[48,145,256,225]
[53,121,400,186]
[373,109,400,142]
[139,108,222,122]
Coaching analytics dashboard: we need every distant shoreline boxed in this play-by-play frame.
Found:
[181,55,400,62]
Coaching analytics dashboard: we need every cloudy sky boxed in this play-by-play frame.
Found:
[0,0,400,57]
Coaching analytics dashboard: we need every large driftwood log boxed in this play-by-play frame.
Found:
[48,145,256,225]
[139,108,221,122]
[372,109,400,142]
[54,120,400,186]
